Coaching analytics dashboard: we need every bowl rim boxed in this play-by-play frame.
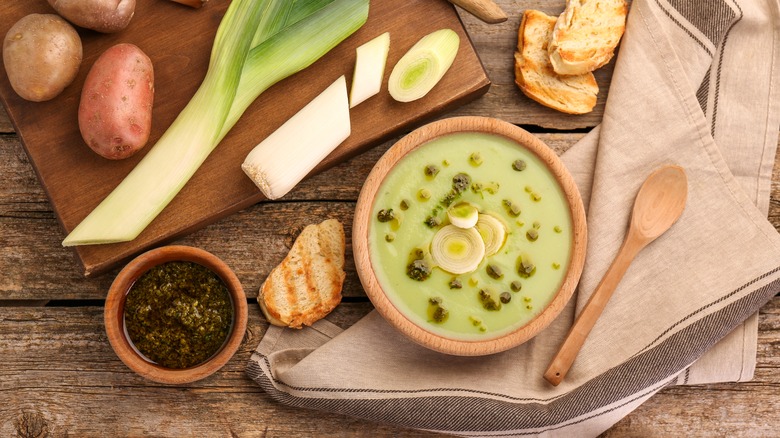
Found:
[353,116,587,356]
[104,245,248,384]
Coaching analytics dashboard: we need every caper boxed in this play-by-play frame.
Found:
[385,232,396,242]
[424,216,441,228]
[503,200,521,217]
[510,280,522,292]
[449,278,463,289]
[531,193,542,202]
[400,199,411,210]
[526,304,534,310]
[424,164,440,178]
[407,259,432,281]
[452,173,471,193]
[500,292,512,304]
[418,188,431,201]
[513,159,527,171]
[442,159,450,167]
[469,152,483,166]
[377,209,395,222]
[524,185,533,193]
[478,288,502,311]
[533,221,541,229]
[431,306,449,323]
[554,225,562,233]
[523,296,532,303]
[552,262,561,270]
[486,264,503,279]
[517,256,536,278]
[469,316,482,327]
[526,229,539,242]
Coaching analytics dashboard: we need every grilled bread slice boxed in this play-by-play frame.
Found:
[548,0,628,75]
[514,9,598,114]
[259,219,346,329]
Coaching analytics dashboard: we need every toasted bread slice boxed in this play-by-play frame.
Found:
[259,219,346,329]
[514,9,598,115]
[549,0,628,75]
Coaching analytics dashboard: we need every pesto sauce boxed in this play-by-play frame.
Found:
[124,261,233,369]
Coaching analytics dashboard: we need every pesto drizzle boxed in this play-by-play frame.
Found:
[124,261,233,369]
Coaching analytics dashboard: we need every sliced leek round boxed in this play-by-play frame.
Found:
[388,28,460,102]
[430,225,485,274]
[447,201,479,228]
[476,213,506,256]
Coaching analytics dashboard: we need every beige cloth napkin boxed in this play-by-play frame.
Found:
[247,0,780,435]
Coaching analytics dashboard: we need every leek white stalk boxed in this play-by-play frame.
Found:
[242,76,350,200]
[388,28,460,102]
[349,32,390,108]
[63,0,369,246]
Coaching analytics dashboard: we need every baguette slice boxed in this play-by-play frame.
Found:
[549,0,628,75]
[259,219,346,329]
[514,9,598,114]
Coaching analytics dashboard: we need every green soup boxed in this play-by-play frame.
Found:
[369,132,572,339]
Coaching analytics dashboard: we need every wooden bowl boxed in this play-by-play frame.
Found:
[353,116,587,356]
[104,245,247,384]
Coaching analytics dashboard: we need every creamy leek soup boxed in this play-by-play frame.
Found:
[369,132,572,339]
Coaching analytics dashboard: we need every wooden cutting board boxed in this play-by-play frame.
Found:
[0,0,490,277]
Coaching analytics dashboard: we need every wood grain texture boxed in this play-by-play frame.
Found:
[0,299,777,437]
[0,0,490,278]
[1,0,780,435]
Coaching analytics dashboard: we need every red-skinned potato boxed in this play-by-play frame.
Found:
[78,43,154,160]
[3,14,82,102]
[47,0,136,33]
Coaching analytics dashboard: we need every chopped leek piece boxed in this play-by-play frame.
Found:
[242,76,350,200]
[62,0,369,246]
[388,28,460,102]
[349,32,390,108]
[447,201,479,228]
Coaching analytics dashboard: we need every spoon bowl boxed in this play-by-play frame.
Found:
[630,165,688,244]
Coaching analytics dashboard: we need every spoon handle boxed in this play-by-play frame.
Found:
[543,231,646,386]
[446,0,507,23]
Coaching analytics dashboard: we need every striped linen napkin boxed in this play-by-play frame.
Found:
[247,0,780,435]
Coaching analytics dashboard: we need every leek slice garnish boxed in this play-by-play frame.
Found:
[430,225,486,275]
[388,28,460,102]
[63,0,369,246]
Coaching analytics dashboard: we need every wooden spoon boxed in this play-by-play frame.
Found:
[544,165,688,386]
[447,0,507,24]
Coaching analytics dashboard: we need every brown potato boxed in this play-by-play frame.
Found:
[78,43,154,160]
[2,14,82,102]
[47,0,136,33]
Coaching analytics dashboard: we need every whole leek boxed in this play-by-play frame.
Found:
[63,0,369,246]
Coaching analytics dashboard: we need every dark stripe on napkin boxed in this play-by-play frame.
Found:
[247,270,780,433]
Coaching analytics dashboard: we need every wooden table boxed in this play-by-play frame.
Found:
[1,2,778,436]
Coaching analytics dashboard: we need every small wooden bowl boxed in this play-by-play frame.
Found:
[353,116,587,356]
[104,245,247,384]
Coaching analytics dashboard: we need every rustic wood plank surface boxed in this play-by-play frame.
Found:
[1,0,779,436]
